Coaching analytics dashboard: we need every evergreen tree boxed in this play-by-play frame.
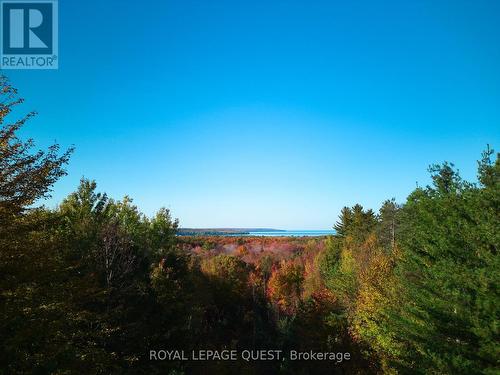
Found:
[377,198,401,251]
[383,149,499,374]
[334,206,353,237]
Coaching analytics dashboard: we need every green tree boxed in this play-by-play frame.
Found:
[59,178,110,259]
[334,204,377,243]
[377,198,401,251]
[148,207,179,260]
[0,75,72,231]
[383,149,499,374]
[334,206,353,238]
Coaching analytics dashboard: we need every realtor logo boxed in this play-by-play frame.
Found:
[1,0,58,69]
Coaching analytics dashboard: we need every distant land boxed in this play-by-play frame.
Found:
[176,229,335,237]
[177,228,284,236]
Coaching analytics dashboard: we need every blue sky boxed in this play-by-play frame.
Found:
[7,0,500,229]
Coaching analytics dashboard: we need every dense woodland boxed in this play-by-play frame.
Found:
[1,77,499,374]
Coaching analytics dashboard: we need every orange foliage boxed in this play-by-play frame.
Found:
[267,260,304,315]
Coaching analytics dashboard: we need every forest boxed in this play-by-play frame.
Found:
[0,76,498,374]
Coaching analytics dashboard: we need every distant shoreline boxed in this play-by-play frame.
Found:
[177,228,284,236]
[177,229,335,237]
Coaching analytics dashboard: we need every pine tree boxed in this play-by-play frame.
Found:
[382,149,499,374]
[334,206,353,237]
[377,198,401,251]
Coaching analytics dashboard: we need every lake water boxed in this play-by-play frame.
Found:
[244,230,335,237]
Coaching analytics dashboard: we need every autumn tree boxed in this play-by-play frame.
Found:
[267,260,304,315]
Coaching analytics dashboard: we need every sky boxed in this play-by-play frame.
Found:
[6,0,500,229]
